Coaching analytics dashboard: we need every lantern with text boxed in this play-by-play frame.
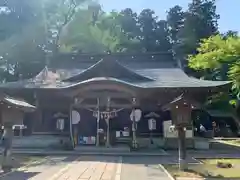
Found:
[162,95,194,171]
[169,97,192,127]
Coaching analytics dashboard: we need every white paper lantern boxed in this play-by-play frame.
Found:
[130,109,142,122]
[71,110,81,125]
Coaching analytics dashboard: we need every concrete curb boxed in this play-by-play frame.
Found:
[8,150,170,156]
[193,155,240,159]
[176,178,204,180]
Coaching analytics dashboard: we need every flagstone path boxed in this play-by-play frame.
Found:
[0,155,173,180]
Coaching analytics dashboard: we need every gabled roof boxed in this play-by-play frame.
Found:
[64,58,154,82]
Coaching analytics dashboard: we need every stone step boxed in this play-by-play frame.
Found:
[11,135,67,148]
[74,145,130,153]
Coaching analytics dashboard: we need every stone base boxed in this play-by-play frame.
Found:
[74,144,130,153]
[164,138,194,149]
[194,139,209,150]
[138,138,165,148]
[12,135,69,149]
[179,159,187,171]
[1,154,13,171]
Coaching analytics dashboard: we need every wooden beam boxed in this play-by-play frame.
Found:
[75,92,133,99]
[74,103,132,109]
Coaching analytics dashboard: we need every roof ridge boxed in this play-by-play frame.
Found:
[58,51,173,57]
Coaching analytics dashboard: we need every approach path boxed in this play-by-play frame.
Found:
[0,155,173,180]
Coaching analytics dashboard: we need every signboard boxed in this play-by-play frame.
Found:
[56,118,64,130]
[130,109,142,122]
[148,118,156,130]
[171,102,191,126]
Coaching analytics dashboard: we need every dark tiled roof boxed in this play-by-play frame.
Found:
[0,94,36,111]
[63,58,154,82]
[0,53,230,90]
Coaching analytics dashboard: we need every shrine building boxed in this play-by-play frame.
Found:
[0,52,230,148]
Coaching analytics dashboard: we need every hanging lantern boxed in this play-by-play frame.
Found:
[130,109,142,122]
[71,110,81,125]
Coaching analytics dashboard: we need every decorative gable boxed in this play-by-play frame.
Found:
[64,58,154,83]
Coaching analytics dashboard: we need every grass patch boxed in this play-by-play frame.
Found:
[164,164,202,179]
[13,155,46,166]
[221,139,240,147]
[164,159,240,179]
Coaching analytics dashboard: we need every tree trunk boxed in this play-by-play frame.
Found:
[106,117,110,147]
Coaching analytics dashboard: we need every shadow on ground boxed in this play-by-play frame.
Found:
[0,171,39,180]
[17,155,78,168]
[0,155,78,180]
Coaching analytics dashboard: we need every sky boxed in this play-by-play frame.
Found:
[99,0,239,33]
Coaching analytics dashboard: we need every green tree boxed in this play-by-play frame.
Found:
[138,9,159,52]
[0,0,45,81]
[118,8,140,40]
[166,5,184,44]
[137,9,172,52]
[0,0,91,81]
[0,0,41,40]
[176,0,219,69]
[60,8,141,53]
[222,30,238,39]
[155,20,172,52]
[43,0,90,55]
[188,35,240,113]
[116,8,142,52]
[188,35,240,81]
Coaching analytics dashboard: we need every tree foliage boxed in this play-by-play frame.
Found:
[189,35,240,82]
[0,0,91,81]
[0,0,41,40]
[167,5,184,44]
[175,0,219,69]
[188,34,240,111]
[0,0,238,91]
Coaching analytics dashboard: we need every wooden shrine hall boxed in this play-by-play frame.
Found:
[0,52,230,148]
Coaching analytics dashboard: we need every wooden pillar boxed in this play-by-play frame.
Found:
[132,98,138,149]
[105,97,111,147]
[69,105,75,148]
[96,98,100,147]
[105,116,110,147]
[33,93,42,132]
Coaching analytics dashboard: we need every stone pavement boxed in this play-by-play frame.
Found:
[43,156,120,180]
[1,149,239,180]
[0,156,173,180]
[121,156,173,180]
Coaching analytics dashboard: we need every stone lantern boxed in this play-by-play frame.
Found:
[162,94,198,171]
[0,94,35,171]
